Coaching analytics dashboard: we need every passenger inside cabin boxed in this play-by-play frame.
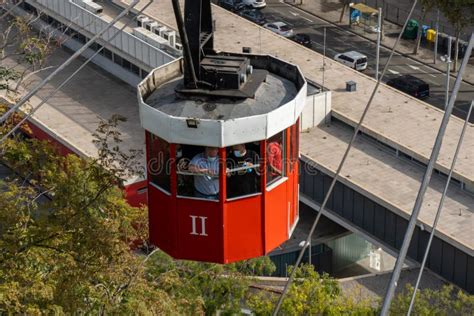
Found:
[189,147,220,199]
[227,143,259,198]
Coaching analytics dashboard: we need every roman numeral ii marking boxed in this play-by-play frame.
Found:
[190,215,208,236]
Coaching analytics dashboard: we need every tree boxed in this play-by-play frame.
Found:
[437,0,474,70]
[391,284,474,315]
[413,0,437,55]
[1,113,472,314]
[247,264,376,315]
[339,0,352,23]
[0,115,170,313]
[0,112,276,314]
[0,11,62,96]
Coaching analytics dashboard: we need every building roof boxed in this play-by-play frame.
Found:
[115,0,473,189]
[300,121,473,256]
[350,3,379,16]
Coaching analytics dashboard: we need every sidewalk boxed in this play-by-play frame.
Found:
[285,0,474,85]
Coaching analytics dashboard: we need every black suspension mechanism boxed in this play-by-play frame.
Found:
[171,0,266,99]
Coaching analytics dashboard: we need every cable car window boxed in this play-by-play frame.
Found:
[267,131,285,186]
[148,134,171,193]
[226,142,261,199]
[177,145,220,201]
[289,122,299,172]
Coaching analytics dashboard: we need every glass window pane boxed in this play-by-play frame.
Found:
[122,58,131,70]
[289,122,299,172]
[102,48,113,60]
[131,64,140,75]
[177,145,220,201]
[226,142,261,199]
[114,54,123,66]
[148,134,171,192]
[267,131,285,186]
[141,69,149,79]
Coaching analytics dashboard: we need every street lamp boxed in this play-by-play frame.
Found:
[375,7,382,81]
[440,36,452,111]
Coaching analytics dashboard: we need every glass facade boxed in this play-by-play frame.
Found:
[266,131,285,186]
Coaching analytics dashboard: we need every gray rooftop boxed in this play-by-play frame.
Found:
[300,121,474,255]
[119,0,474,188]
[145,73,297,120]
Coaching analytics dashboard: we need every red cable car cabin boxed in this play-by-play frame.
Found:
[137,1,307,263]
[138,57,306,263]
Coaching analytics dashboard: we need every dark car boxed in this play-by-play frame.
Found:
[292,33,312,48]
[239,9,266,25]
[217,0,246,12]
[386,74,430,99]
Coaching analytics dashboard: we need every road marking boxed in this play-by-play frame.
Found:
[388,69,400,75]
[289,11,299,16]
[407,64,438,77]
[300,16,313,23]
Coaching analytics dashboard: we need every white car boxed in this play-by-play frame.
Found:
[263,22,294,38]
[242,0,266,9]
[334,51,368,71]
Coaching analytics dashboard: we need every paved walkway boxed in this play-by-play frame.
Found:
[1,48,144,182]
[284,0,474,85]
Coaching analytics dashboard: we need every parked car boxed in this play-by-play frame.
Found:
[334,51,368,71]
[292,33,312,48]
[386,74,430,99]
[263,22,294,38]
[239,9,266,25]
[217,0,246,12]
[242,0,266,9]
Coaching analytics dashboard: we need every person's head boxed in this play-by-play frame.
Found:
[232,144,246,157]
[205,147,219,159]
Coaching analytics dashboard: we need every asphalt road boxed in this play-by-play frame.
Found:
[219,1,474,122]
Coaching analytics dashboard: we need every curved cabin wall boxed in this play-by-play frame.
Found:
[146,122,300,263]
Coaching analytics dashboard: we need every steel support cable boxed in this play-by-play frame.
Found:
[0,0,140,124]
[380,32,474,316]
[407,101,473,316]
[272,1,419,315]
[0,0,155,145]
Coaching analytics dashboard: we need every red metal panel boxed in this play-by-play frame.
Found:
[260,139,268,255]
[176,198,223,262]
[292,161,300,226]
[219,147,227,260]
[148,184,177,257]
[264,180,289,253]
[124,180,148,207]
[224,194,263,263]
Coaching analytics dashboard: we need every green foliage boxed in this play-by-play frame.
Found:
[247,264,376,315]
[391,284,474,315]
[146,251,258,315]
[231,255,277,276]
[0,116,269,314]
[0,67,20,90]
[437,0,473,32]
[0,118,163,314]
[19,36,51,68]
[1,116,472,314]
